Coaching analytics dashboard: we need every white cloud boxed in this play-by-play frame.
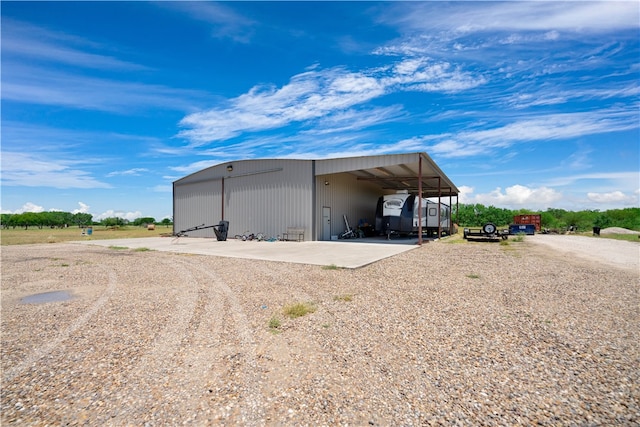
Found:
[94,209,143,222]
[2,64,207,113]
[381,2,639,34]
[2,18,146,71]
[14,202,45,214]
[2,19,209,114]
[0,152,111,189]
[107,168,149,177]
[460,185,563,208]
[419,109,639,158]
[587,191,638,205]
[72,202,91,214]
[542,171,640,188]
[178,59,485,145]
[156,2,256,43]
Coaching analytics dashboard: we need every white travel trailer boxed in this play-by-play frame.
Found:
[375,191,451,237]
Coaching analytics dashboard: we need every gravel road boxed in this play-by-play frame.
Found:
[527,234,640,273]
[1,236,638,425]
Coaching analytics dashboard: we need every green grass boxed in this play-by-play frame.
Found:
[133,247,152,252]
[268,315,282,332]
[511,233,526,242]
[108,246,129,250]
[0,226,172,246]
[466,274,480,279]
[334,294,353,302]
[594,233,640,242]
[322,264,342,270]
[283,302,317,319]
[444,234,466,244]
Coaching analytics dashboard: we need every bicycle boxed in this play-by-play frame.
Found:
[234,230,255,241]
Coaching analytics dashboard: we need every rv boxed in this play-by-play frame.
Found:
[375,191,451,238]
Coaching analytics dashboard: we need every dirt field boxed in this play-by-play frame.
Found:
[1,236,638,425]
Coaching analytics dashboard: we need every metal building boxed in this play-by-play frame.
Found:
[173,152,459,242]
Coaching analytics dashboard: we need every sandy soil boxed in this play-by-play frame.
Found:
[1,237,638,425]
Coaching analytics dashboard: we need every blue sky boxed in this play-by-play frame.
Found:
[2,1,639,221]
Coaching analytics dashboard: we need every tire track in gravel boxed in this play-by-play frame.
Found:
[2,265,117,384]
[109,257,203,424]
[108,255,265,425]
[186,260,266,425]
[160,258,228,423]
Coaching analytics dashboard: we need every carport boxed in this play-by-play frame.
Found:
[315,152,459,245]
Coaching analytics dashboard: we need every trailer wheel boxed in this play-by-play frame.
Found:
[482,223,497,234]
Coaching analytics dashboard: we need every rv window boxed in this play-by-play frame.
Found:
[429,208,437,216]
[384,199,403,208]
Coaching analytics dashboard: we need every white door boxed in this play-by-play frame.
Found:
[322,207,331,240]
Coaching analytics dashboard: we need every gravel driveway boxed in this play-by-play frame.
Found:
[2,236,638,425]
[527,234,640,273]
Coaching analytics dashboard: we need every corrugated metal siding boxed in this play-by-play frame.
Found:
[315,173,381,239]
[174,159,313,240]
[315,153,418,175]
[173,179,222,238]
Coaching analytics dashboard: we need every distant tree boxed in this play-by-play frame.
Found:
[102,217,125,227]
[594,212,613,229]
[607,207,640,230]
[72,212,93,227]
[161,218,172,228]
[14,212,40,229]
[1,214,10,228]
[454,204,513,227]
[133,217,156,227]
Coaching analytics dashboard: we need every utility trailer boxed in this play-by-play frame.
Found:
[463,222,509,241]
[375,191,451,238]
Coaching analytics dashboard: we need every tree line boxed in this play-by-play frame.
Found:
[2,206,638,232]
[0,212,172,229]
[453,205,640,232]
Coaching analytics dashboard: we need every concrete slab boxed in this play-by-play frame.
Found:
[71,237,420,268]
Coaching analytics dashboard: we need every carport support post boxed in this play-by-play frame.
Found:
[449,193,453,236]
[418,155,423,246]
[438,177,442,238]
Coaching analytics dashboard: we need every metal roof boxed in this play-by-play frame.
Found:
[175,152,458,198]
[315,152,458,198]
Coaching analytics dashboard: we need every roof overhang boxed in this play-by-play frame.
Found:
[316,152,458,198]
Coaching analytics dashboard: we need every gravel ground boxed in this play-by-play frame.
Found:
[1,236,638,426]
